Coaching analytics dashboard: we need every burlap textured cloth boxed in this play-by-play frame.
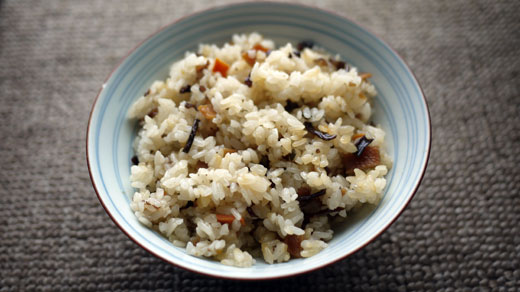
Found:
[0,0,518,290]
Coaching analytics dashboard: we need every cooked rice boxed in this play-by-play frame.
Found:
[128,33,392,267]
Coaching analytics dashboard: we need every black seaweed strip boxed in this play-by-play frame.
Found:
[182,119,200,153]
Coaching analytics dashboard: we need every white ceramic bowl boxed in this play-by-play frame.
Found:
[87,2,431,280]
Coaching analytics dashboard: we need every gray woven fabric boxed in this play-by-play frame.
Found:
[1,0,519,290]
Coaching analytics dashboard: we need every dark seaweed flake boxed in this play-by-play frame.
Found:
[180,201,194,209]
[180,85,191,93]
[304,122,337,141]
[297,40,314,51]
[354,136,373,157]
[283,151,296,161]
[284,100,299,112]
[182,119,200,153]
[314,207,345,216]
[131,156,139,165]
[246,207,261,220]
[185,102,197,110]
[297,189,326,202]
[260,155,270,169]
[244,75,253,87]
[328,58,349,71]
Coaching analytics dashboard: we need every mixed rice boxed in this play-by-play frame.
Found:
[128,33,391,267]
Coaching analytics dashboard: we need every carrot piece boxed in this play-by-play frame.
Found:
[241,44,269,67]
[242,51,256,66]
[212,58,229,77]
[253,43,269,52]
[352,133,365,141]
[222,148,237,156]
[197,104,217,120]
[359,73,372,80]
[216,214,245,225]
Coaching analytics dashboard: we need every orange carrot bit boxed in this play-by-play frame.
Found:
[253,43,269,52]
[352,133,365,141]
[222,148,237,156]
[216,214,245,225]
[197,104,217,120]
[242,51,256,66]
[359,73,372,80]
[212,58,229,77]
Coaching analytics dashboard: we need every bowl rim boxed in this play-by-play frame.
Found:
[86,1,431,280]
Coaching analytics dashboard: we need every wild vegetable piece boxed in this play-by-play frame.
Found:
[283,151,296,161]
[354,136,373,157]
[342,146,381,175]
[284,100,299,112]
[304,122,337,141]
[297,186,311,197]
[297,189,326,202]
[244,74,253,87]
[314,207,345,216]
[284,235,304,258]
[182,119,200,153]
[179,85,191,93]
[184,102,197,110]
[195,160,208,169]
[329,58,349,71]
[259,155,270,169]
[180,201,194,209]
[297,40,314,51]
[300,198,323,219]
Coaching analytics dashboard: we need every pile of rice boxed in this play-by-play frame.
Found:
[128,33,391,267]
